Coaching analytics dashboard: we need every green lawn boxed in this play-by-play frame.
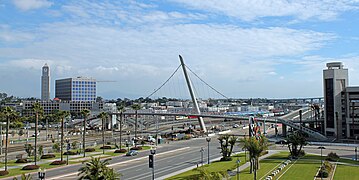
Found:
[334,164,359,179]
[232,152,290,180]
[167,153,247,180]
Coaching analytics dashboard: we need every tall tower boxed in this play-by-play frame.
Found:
[41,63,50,101]
[323,62,348,139]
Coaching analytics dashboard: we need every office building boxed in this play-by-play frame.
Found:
[41,63,50,101]
[55,77,96,102]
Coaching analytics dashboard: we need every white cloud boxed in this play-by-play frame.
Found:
[12,0,52,11]
[172,0,359,21]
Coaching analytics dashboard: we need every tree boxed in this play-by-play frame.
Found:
[131,104,141,147]
[242,135,268,180]
[81,109,90,157]
[98,112,109,154]
[1,106,17,172]
[218,135,237,161]
[78,157,121,180]
[117,105,125,150]
[286,130,307,158]
[32,102,43,165]
[24,144,34,157]
[57,110,70,161]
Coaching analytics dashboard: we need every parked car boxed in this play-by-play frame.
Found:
[232,124,240,128]
[32,133,40,137]
[126,150,138,156]
[275,140,287,145]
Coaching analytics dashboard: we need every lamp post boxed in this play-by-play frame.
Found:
[206,137,211,164]
[125,140,129,152]
[65,138,70,165]
[200,147,204,167]
[236,158,241,180]
[355,147,357,161]
[318,146,325,180]
[38,168,46,180]
[150,147,156,180]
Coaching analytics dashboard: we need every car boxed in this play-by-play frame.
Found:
[126,150,138,156]
[232,124,240,128]
[275,140,288,144]
[32,133,40,137]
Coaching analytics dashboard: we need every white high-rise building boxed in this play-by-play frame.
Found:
[41,63,50,101]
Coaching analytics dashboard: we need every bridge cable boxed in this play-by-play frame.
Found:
[146,64,182,99]
[185,65,230,100]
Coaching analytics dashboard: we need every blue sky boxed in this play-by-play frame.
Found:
[1,0,359,99]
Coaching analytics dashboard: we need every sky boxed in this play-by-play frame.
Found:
[1,0,359,100]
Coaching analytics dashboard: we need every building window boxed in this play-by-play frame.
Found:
[325,78,334,128]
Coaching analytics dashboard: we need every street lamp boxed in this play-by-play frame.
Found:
[318,146,326,180]
[200,147,204,167]
[236,158,241,180]
[206,137,211,164]
[65,138,70,165]
[38,168,46,180]
[150,147,157,180]
[125,140,130,152]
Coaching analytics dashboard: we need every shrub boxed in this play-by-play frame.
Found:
[0,170,9,176]
[318,169,329,178]
[63,151,77,155]
[100,145,112,149]
[15,158,28,163]
[220,157,232,161]
[52,143,60,153]
[298,150,305,157]
[114,149,127,153]
[260,150,269,156]
[41,154,56,159]
[323,161,333,171]
[22,165,40,170]
[327,152,339,162]
[50,160,66,165]
[85,148,96,152]
[130,147,142,150]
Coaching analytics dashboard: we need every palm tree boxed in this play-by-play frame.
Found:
[78,157,121,180]
[117,105,125,150]
[57,110,70,162]
[286,130,307,158]
[32,102,43,165]
[1,106,17,172]
[242,135,268,180]
[98,112,109,154]
[131,104,141,147]
[81,109,90,157]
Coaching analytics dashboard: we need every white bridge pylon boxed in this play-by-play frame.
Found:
[179,55,207,133]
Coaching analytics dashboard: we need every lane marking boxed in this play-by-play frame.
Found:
[48,147,190,180]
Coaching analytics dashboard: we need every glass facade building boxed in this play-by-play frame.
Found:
[55,77,96,102]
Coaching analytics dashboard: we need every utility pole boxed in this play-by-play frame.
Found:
[179,55,207,133]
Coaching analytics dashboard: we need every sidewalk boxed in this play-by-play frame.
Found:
[157,150,280,180]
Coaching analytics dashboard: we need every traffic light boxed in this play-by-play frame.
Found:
[149,155,154,168]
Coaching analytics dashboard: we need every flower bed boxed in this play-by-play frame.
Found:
[114,149,127,153]
[15,158,28,163]
[100,145,112,149]
[50,160,66,165]
[130,146,142,150]
[85,148,96,152]
[0,170,9,176]
[22,165,40,170]
[41,154,56,159]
